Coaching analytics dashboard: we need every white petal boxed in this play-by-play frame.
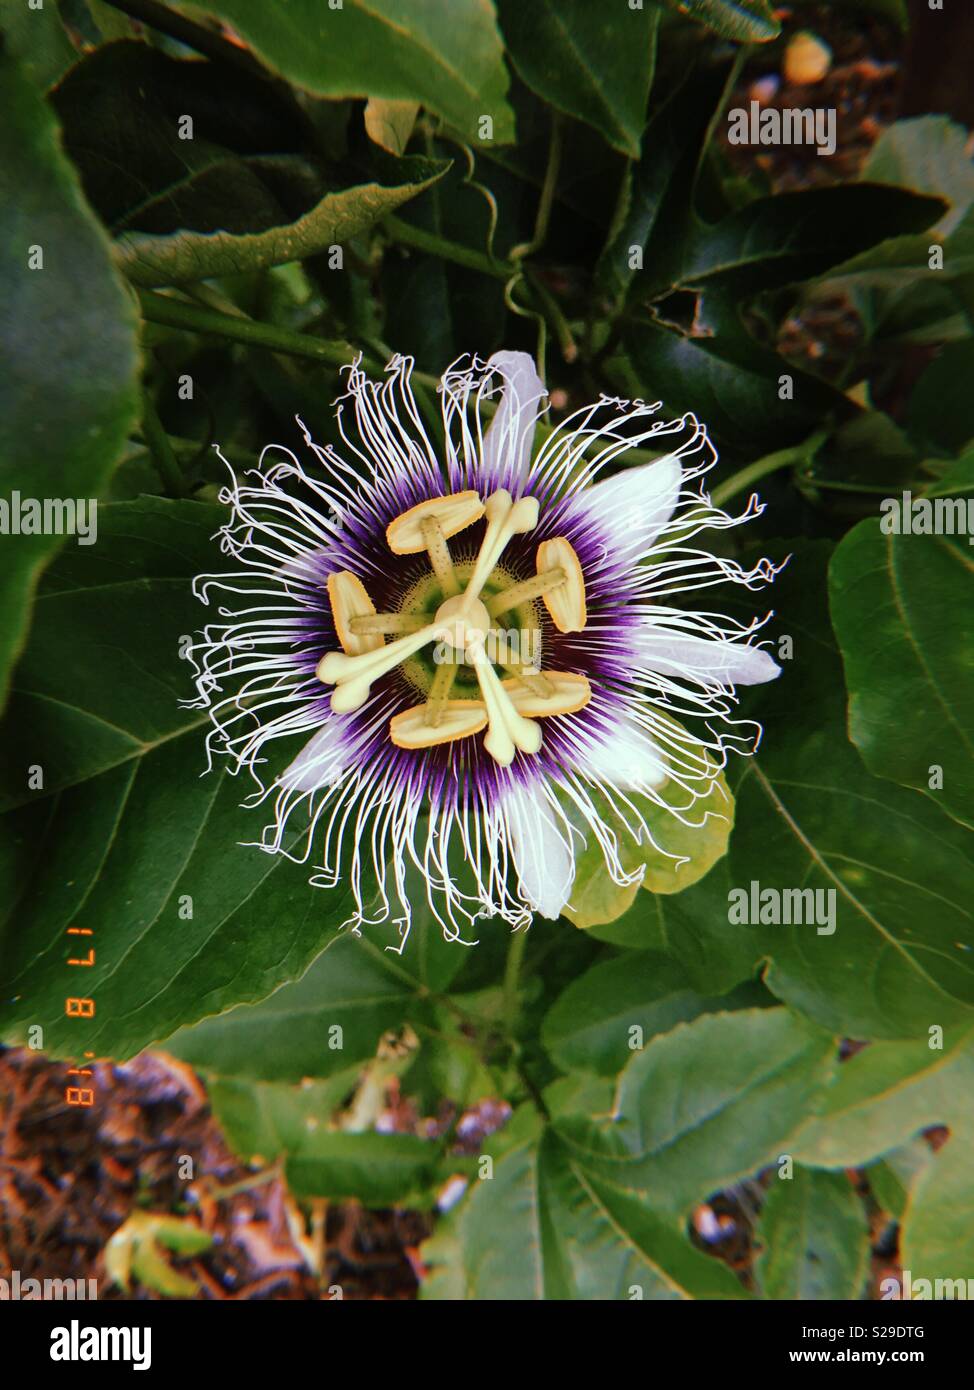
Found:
[279,722,346,791]
[580,453,681,557]
[502,783,573,919]
[482,351,546,491]
[578,721,668,791]
[634,631,781,686]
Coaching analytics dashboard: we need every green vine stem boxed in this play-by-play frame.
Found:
[502,927,530,1039]
[139,288,379,371]
[383,214,514,279]
[710,430,828,510]
[137,290,667,469]
[510,113,563,264]
[139,389,187,497]
[526,270,578,364]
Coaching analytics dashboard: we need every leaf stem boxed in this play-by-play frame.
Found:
[710,430,828,509]
[140,390,186,497]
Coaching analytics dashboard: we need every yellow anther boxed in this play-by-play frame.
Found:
[385,492,484,554]
[536,537,587,633]
[327,572,384,656]
[502,670,592,718]
[390,700,487,749]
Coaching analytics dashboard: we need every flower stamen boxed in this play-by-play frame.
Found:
[320,491,581,759]
[487,566,566,617]
[423,658,459,727]
[500,658,554,698]
[385,491,485,553]
[536,537,587,632]
[349,613,426,636]
[420,514,461,597]
[503,670,592,718]
[390,699,487,749]
[326,571,384,656]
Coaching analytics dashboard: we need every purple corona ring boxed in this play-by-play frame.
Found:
[189,351,781,943]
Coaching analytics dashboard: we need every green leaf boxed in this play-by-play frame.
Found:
[53,42,308,234]
[172,0,515,143]
[812,120,974,350]
[604,69,941,449]
[52,41,447,288]
[119,164,447,287]
[287,1132,441,1203]
[606,72,942,305]
[595,68,724,304]
[0,0,78,90]
[541,951,764,1077]
[755,1166,869,1300]
[624,295,855,450]
[794,1029,974,1168]
[592,544,974,1037]
[900,1136,974,1287]
[907,340,974,455]
[864,117,974,237]
[924,447,974,498]
[658,0,780,43]
[0,501,371,1059]
[207,1072,441,1202]
[586,859,762,996]
[168,914,466,1082]
[730,543,974,1039]
[680,186,946,294]
[0,54,140,705]
[622,184,940,445]
[793,1028,974,1284]
[0,499,224,810]
[207,1072,362,1162]
[498,0,658,157]
[866,1140,934,1221]
[830,519,974,830]
[558,1008,837,1214]
[422,1133,749,1299]
[364,98,420,156]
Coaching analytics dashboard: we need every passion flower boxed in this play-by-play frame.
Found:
[190,352,779,941]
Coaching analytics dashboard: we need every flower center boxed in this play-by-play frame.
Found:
[317,489,591,766]
[433,593,492,655]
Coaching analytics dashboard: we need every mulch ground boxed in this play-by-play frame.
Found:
[0,1047,429,1300]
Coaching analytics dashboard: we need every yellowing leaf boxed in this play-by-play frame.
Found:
[105,1212,212,1298]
